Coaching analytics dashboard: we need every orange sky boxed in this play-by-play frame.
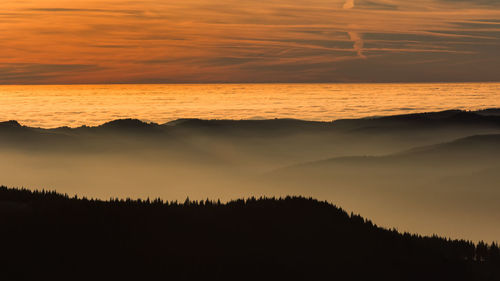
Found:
[1,0,500,84]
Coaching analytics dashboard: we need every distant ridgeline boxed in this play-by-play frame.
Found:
[0,187,499,281]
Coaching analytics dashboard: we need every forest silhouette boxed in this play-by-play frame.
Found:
[1,186,499,281]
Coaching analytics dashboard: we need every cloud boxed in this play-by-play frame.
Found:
[348,31,366,58]
[0,63,101,84]
[343,0,355,10]
[343,0,366,59]
[0,0,499,83]
[27,8,143,15]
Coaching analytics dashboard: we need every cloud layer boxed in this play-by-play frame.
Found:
[1,0,500,83]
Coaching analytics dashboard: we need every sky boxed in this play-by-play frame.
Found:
[1,0,500,84]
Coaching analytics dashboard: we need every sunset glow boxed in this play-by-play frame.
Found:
[2,0,500,84]
[1,83,499,128]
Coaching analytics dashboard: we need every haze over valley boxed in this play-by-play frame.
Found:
[2,108,500,241]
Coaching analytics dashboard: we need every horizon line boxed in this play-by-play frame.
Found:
[1,81,500,86]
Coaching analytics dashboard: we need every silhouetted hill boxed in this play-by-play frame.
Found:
[163,118,330,136]
[1,109,499,158]
[0,186,499,281]
[332,110,500,133]
[0,120,22,129]
[281,133,500,170]
[2,110,500,244]
[162,110,500,138]
[165,118,319,128]
[476,108,500,116]
[1,108,499,138]
[99,118,158,130]
[268,133,500,193]
[262,132,500,243]
[403,133,500,159]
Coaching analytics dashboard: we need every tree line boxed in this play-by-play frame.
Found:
[0,186,499,281]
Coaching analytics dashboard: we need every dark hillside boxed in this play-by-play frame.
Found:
[0,187,499,281]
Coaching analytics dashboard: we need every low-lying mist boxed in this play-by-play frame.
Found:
[1,109,500,241]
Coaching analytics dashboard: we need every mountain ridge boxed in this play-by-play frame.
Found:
[1,108,500,132]
[277,133,500,171]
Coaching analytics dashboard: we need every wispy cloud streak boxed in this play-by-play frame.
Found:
[0,0,499,83]
[343,0,366,59]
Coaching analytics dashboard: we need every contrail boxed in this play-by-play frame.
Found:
[348,31,366,58]
[343,0,366,59]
